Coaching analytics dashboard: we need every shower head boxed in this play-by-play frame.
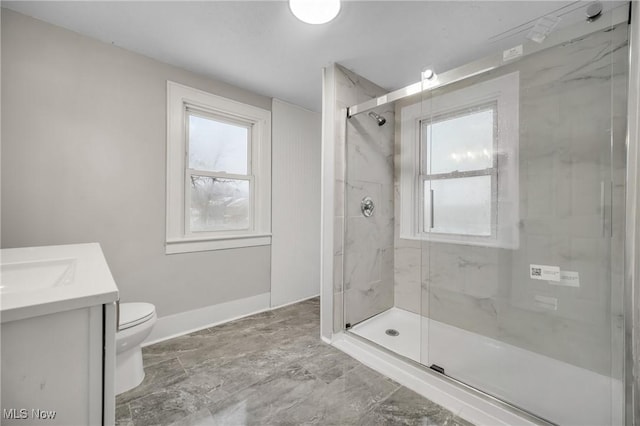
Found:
[368,111,386,126]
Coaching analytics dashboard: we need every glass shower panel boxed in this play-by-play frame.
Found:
[342,107,394,327]
[341,82,426,363]
[419,16,627,426]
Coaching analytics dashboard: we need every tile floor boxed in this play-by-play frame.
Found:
[115,297,472,426]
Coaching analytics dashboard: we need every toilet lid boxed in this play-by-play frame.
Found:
[119,302,155,330]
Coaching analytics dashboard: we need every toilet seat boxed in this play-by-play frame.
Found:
[119,302,155,330]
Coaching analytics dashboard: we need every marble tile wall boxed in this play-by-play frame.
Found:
[394,23,628,377]
[332,65,395,330]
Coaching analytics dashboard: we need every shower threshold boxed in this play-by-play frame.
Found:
[347,307,622,426]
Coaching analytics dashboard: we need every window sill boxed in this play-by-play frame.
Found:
[165,234,272,254]
[399,233,518,250]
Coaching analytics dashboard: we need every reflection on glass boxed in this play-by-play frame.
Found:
[189,176,249,232]
[424,175,492,236]
[423,107,495,175]
[188,114,249,175]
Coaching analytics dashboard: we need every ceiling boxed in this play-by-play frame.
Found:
[3,1,624,111]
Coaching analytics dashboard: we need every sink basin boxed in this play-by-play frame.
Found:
[0,243,118,324]
[1,258,76,295]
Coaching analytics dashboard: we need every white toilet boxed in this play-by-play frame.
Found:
[115,302,157,395]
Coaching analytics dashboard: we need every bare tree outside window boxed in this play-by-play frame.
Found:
[187,112,251,232]
[189,176,249,231]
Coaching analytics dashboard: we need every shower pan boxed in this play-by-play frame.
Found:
[323,4,635,426]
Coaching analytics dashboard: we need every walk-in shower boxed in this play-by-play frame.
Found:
[323,3,636,425]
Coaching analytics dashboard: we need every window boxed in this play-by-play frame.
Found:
[166,81,271,254]
[400,72,519,248]
[421,104,497,237]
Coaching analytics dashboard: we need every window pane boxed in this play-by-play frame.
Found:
[424,175,492,236]
[188,114,249,175]
[189,176,249,232]
[423,108,494,175]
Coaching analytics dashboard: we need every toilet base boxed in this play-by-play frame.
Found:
[116,346,145,395]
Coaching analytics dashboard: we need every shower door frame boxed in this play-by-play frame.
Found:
[337,5,637,425]
[624,2,640,424]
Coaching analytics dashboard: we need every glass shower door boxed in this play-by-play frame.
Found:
[342,106,396,329]
[419,16,627,426]
[341,98,428,363]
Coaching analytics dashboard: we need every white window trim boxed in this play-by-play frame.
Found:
[399,72,520,249]
[166,81,271,254]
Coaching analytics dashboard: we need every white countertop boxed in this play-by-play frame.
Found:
[1,243,119,323]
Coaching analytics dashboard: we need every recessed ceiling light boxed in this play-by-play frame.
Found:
[289,0,341,25]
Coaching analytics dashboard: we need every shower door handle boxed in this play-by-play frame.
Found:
[430,189,435,229]
[600,180,612,238]
[600,181,605,237]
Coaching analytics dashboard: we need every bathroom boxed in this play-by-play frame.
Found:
[1,1,640,425]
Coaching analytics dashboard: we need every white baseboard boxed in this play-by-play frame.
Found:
[270,293,320,310]
[332,333,538,426]
[142,292,271,346]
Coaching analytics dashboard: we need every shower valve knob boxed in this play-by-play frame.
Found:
[361,197,375,217]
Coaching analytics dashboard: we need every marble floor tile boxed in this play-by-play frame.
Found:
[183,348,296,404]
[358,386,473,426]
[273,364,401,425]
[177,332,271,370]
[208,363,324,425]
[129,386,209,426]
[117,357,188,405]
[115,403,132,426]
[271,297,320,319]
[251,315,319,346]
[298,342,362,384]
[142,328,216,368]
[116,297,473,426]
[125,364,232,426]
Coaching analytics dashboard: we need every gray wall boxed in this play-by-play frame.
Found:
[271,99,321,307]
[1,9,273,317]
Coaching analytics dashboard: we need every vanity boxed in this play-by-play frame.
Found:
[1,243,119,425]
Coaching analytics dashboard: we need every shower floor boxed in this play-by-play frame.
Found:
[351,307,421,362]
[349,307,623,426]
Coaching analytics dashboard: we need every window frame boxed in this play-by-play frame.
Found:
[399,72,519,249]
[166,81,271,254]
[419,103,498,239]
[185,108,254,235]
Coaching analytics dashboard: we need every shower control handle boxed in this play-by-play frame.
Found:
[361,197,375,217]
[430,189,435,229]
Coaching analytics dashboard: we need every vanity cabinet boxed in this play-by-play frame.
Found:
[0,243,118,425]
